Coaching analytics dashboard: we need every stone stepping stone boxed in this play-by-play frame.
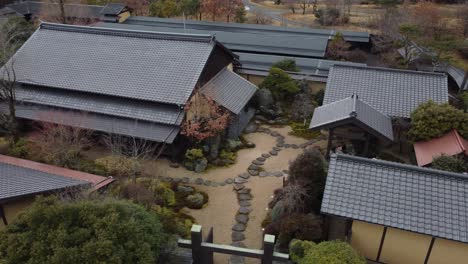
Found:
[225,178,234,184]
[204,180,212,186]
[238,188,251,194]
[284,144,291,148]
[262,153,271,158]
[269,150,278,156]
[239,200,251,207]
[232,223,246,232]
[229,255,245,264]
[273,147,281,151]
[234,184,245,191]
[252,160,264,165]
[195,178,204,185]
[276,143,284,147]
[219,182,226,186]
[248,170,259,176]
[212,182,219,187]
[235,214,249,224]
[169,163,180,168]
[271,131,280,137]
[276,138,285,144]
[234,177,247,184]
[259,171,268,177]
[256,157,266,162]
[181,177,189,183]
[232,231,245,242]
[231,241,246,248]
[239,173,250,179]
[248,164,260,170]
[272,171,283,177]
[291,144,299,149]
[283,169,289,174]
[238,207,251,214]
[238,193,252,201]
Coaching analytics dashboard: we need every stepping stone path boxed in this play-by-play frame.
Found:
[252,160,264,166]
[232,223,246,232]
[235,214,249,224]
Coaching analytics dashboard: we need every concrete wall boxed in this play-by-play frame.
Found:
[350,221,468,264]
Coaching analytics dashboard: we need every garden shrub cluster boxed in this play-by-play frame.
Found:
[7,138,29,158]
[289,122,322,139]
[431,155,468,173]
[259,67,300,101]
[95,155,141,177]
[0,197,171,264]
[290,240,366,264]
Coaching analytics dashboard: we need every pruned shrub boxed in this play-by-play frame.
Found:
[259,67,300,101]
[272,59,300,72]
[291,240,366,264]
[154,207,194,238]
[121,183,155,207]
[7,138,29,158]
[431,155,468,173]
[95,155,141,177]
[185,192,205,209]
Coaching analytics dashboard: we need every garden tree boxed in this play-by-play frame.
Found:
[259,67,300,101]
[234,7,247,23]
[284,0,296,14]
[201,0,224,21]
[326,32,351,60]
[149,0,180,18]
[431,155,468,173]
[290,240,366,264]
[408,101,468,142]
[288,148,327,212]
[410,2,443,40]
[252,9,272,24]
[40,0,95,24]
[223,0,243,22]
[33,117,93,167]
[458,5,468,37]
[181,92,230,141]
[180,0,201,19]
[0,18,34,142]
[299,0,309,15]
[398,23,421,66]
[0,197,173,264]
[272,59,300,72]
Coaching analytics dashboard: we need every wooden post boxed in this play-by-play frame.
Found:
[204,227,214,264]
[191,225,203,264]
[261,234,275,264]
[326,128,334,159]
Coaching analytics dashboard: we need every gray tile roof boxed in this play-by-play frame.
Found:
[16,86,184,125]
[2,23,216,105]
[124,16,370,43]
[0,162,89,202]
[100,3,126,15]
[323,65,448,118]
[4,104,179,143]
[200,68,257,114]
[322,154,468,243]
[310,95,394,141]
[97,22,329,58]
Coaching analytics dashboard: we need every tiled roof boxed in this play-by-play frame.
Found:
[322,154,468,243]
[310,95,394,141]
[0,155,114,191]
[2,23,216,105]
[0,160,89,202]
[6,104,180,143]
[99,3,126,15]
[414,130,468,166]
[124,16,370,43]
[97,22,329,58]
[323,65,448,118]
[200,68,257,114]
[16,86,184,125]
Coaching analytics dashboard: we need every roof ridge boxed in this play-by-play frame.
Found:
[39,22,214,43]
[332,64,447,77]
[333,153,468,180]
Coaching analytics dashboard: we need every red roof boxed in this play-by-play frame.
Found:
[0,154,114,191]
[414,130,468,166]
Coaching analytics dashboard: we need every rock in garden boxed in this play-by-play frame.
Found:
[273,171,283,177]
[291,144,299,149]
[234,184,245,191]
[169,162,180,168]
[256,157,266,162]
[259,172,268,177]
[238,194,252,201]
[231,231,246,242]
[273,147,281,151]
[271,131,280,137]
[231,241,246,248]
[255,115,267,122]
[276,143,284,147]
[211,182,219,187]
[256,88,274,108]
[172,178,181,183]
[226,139,243,151]
[269,150,278,156]
[248,164,260,170]
[195,178,204,185]
[252,160,264,166]
[226,178,234,184]
[262,153,271,158]
[245,142,255,148]
[234,177,247,184]
[284,144,291,148]
[229,255,245,264]
[194,158,208,173]
[177,185,194,195]
[248,170,259,176]
[282,169,289,174]
[204,180,212,186]
[182,177,189,183]
[244,122,258,134]
[239,200,251,207]
[239,173,250,179]
[238,188,251,194]
[232,223,246,232]
[219,182,226,186]
[186,193,205,209]
[235,214,249,224]
[239,207,251,214]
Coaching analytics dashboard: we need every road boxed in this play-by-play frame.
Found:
[242,0,311,28]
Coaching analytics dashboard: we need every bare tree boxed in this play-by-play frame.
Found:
[281,184,310,214]
[299,0,309,15]
[39,0,94,25]
[252,10,272,24]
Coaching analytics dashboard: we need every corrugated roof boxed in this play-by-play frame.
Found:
[2,23,216,105]
[97,22,329,58]
[322,154,468,243]
[323,65,448,118]
[5,104,180,143]
[414,130,468,166]
[310,95,394,141]
[16,86,184,125]
[0,160,89,202]
[124,16,370,43]
[200,68,257,114]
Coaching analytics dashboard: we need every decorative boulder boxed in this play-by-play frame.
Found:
[290,93,315,121]
[256,88,274,109]
[225,139,243,151]
[194,158,208,173]
[177,185,194,196]
[186,193,205,209]
[244,122,258,134]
